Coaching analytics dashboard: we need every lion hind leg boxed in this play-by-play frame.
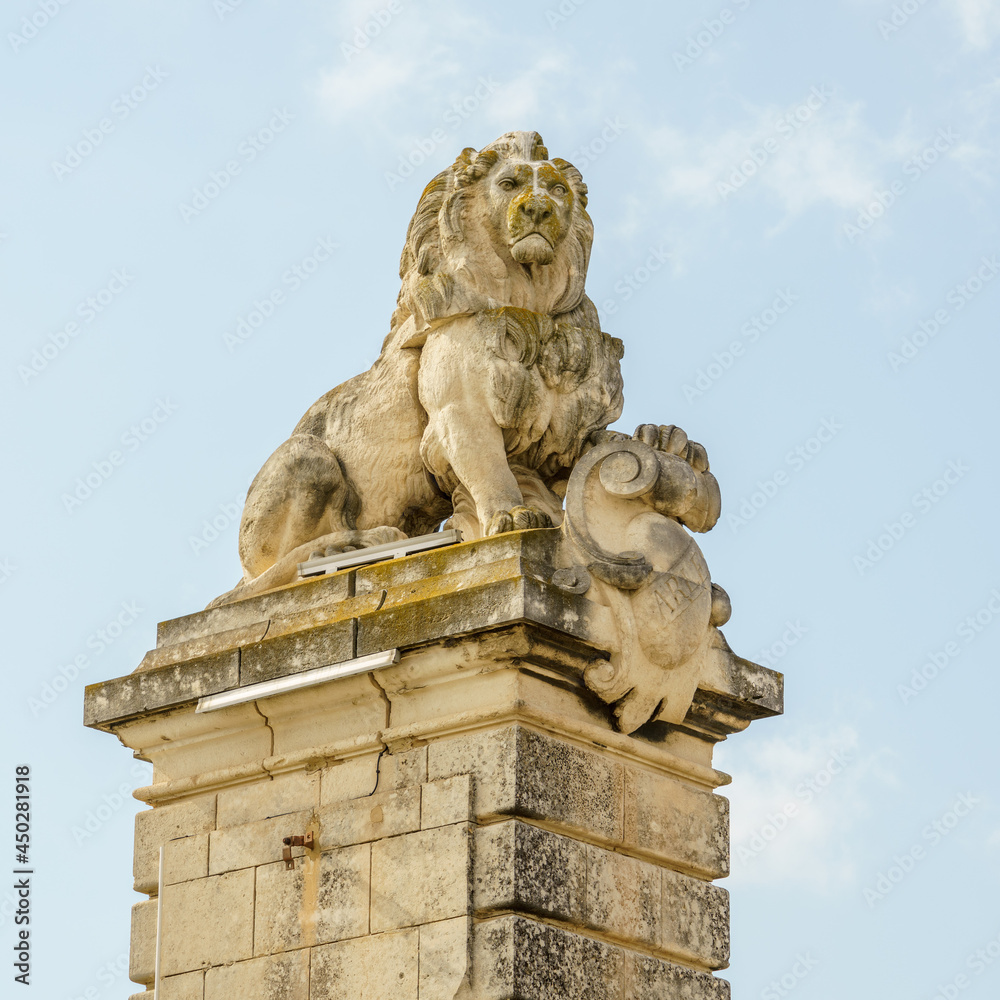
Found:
[238,432,360,579]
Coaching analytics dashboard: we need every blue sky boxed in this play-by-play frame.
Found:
[3,0,999,996]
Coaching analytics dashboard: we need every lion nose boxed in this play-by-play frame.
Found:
[518,194,552,225]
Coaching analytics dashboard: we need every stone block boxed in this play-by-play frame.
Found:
[208,811,311,875]
[316,784,420,848]
[319,754,380,804]
[134,795,216,893]
[240,620,354,685]
[586,843,661,947]
[158,970,204,1000]
[421,774,473,829]
[216,770,320,828]
[370,824,470,932]
[624,767,729,878]
[473,914,623,1000]
[429,726,623,842]
[163,833,208,885]
[129,898,157,986]
[474,820,586,925]
[379,746,428,789]
[625,950,730,999]
[160,868,254,976]
[419,917,471,999]
[204,949,309,1000]
[310,929,419,999]
[662,870,730,970]
[254,845,369,954]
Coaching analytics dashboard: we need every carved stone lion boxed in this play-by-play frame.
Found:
[215,131,716,606]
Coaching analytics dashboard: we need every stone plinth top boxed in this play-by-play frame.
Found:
[85,529,781,758]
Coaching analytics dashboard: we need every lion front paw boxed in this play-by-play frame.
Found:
[485,505,553,536]
[633,423,709,472]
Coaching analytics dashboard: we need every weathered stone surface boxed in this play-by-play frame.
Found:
[316,784,420,848]
[129,898,156,986]
[370,824,471,932]
[586,843,662,948]
[474,820,587,925]
[624,767,729,879]
[158,970,204,1000]
[216,769,320,828]
[240,619,354,685]
[662,869,730,970]
[419,917,471,999]
[163,832,208,885]
[310,928,419,999]
[319,753,380,804]
[204,950,309,1000]
[208,811,312,875]
[625,950,731,999]
[473,914,624,1000]
[134,795,216,894]
[254,846,369,954]
[159,869,255,975]
[421,774,473,829]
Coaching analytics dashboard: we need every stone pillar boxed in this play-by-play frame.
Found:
[85,526,781,999]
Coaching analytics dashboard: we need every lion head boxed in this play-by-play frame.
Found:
[392,131,600,344]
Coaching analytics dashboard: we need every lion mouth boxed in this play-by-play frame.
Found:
[510,232,555,265]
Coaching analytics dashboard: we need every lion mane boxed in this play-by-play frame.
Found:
[389,130,600,347]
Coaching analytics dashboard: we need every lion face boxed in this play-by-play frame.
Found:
[393,131,600,339]
[487,159,576,266]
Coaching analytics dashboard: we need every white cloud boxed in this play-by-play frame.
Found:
[723,723,896,891]
[950,0,1000,49]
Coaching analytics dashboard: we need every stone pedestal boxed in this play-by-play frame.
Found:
[85,529,781,999]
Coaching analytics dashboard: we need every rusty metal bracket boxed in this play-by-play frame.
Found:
[282,832,314,870]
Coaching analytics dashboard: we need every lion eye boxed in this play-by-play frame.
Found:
[498,178,518,191]
[551,184,568,197]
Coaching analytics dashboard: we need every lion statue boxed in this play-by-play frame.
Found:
[213,131,717,607]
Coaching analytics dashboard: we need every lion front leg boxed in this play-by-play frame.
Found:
[417,322,551,538]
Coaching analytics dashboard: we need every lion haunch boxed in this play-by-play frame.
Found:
[214,132,651,606]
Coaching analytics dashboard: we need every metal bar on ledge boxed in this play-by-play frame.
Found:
[297,528,463,578]
[195,648,401,713]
